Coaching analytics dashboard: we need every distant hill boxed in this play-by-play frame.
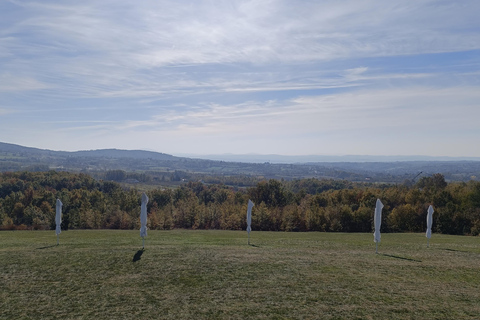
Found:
[1,141,479,183]
[72,149,176,160]
[0,141,59,155]
[0,142,176,160]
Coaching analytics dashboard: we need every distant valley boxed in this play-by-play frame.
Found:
[178,153,480,163]
[1,142,479,186]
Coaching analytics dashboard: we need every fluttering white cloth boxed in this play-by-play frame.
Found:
[55,199,62,236]
[426,205,434,239]
[140,193,149,238]
[373,199,383,243]
[247,199,254,233]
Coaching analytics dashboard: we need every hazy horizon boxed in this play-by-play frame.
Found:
[3,141,480,164]
[1,1,479,157]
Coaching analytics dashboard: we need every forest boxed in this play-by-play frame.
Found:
[0,170,479,236]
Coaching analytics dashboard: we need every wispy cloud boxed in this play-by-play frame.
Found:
[81,85,479,138]
[0,108,16,116]
[1,0,479,156]
[3,1,480,95]
[0,73,50,92]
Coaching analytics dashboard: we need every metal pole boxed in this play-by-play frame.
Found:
[57,235,59,246]
[427,238,429,248]
[375,242,378,254]
[142,237,145,249]
[248,232,250,246]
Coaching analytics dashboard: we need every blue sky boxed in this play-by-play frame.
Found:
[1,0,480,157]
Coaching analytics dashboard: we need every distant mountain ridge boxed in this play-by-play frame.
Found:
[0,141,56,155]
[1,141,479,183]
[3,141,479,163]
[0,142,177,160]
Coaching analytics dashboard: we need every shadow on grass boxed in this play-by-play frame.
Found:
[380,253,422,263]
[36,245,58,250]
[249,244,260,248]
[133,249,144,262]
[442,248,469,253]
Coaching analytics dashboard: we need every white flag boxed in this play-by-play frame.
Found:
[140,193,149,238]
[426,205,434,239]
[373,199,383,243]
[247,200,254,233]
[55,199,62,236]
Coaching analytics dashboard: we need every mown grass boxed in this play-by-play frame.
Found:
[1,230,479,319]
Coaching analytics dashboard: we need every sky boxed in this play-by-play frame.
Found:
[1,0,480,157]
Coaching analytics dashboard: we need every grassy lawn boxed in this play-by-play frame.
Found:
[1,230,479,319]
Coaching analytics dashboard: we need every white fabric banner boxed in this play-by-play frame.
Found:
[373,199,383,243]
[55,199,62,236]
[247,199,254,234]
[140,193,149,238]
[426,205,434,239]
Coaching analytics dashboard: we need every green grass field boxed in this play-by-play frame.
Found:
[1,230,479,319]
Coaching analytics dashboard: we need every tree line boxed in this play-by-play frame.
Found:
[0,171,479,235]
